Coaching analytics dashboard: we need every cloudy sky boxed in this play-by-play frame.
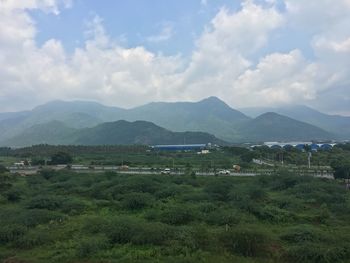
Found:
[1,0,350,115]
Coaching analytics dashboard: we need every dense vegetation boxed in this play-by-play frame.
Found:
[1,143,350,173]
[1,168,350,262]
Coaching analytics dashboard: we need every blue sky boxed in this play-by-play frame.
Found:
[31,0,243,55]
[0,0,349,115]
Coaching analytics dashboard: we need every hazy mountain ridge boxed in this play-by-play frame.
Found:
[240,105,350,139]
[0,120,226,147]
[121,97,251,141]
[0,97,341,145]
[74,120,226,146]
[240,112,333,142]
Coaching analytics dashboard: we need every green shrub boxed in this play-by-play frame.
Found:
[76,235,109,258]
[14,229,52,249]
[123,176,160,194]
[181,191,210,202]
[0,164,8,174]
[106,218,137,244]
[26,195,64,210]
[131,222,173,245]
[219,226,272,257]
[160,205,196,225]
[5,189,22,202]
[82,216,110,234]
[154,185,182,199]
[0,225,27,244]
[204,180,233,201]
[285,243,350,263]
[204,210,240,226]
[121,192,153,210]
[39,169,58,180]
[15,209,65,227]
[250,205,294,223]
[170,225,210,252]
[60,198,87,215]
[280,225,322,244]
[246,185,268,201]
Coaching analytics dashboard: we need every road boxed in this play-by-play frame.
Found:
[8,165,334,179]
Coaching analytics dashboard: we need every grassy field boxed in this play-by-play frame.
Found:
[1,169,350,263]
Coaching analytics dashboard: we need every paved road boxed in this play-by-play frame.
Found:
[8,165,334,179]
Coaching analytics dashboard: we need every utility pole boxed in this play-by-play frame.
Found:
[308,152,312,169]
[281,151,284,166]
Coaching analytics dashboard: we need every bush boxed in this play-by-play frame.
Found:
[26,195,64,210]
[39,169,58,180]
[250,205,293,223]
[123,176,160,194]
[105,217,137,244]
[15,209,65,227]
[246,185,268,201]
[49,152,73,165]
[219,226,272,257]
[284,243,350,263]
[60,198,87,215]
[204,210,240,226]
[280,225,322,244]
[170,225,210,252]
[154,186,183,199]
[160,205,196,225]
[0,164,8,174]
[5,189,22,202]
[121,192,153,210]
[204,180,233,201]
[132,222,173,245]
[14,229,52,249]
[0,225,27,245]
[76,235,109,257]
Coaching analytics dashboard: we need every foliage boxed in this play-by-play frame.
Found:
[0,169,350,262]
[49,152,73,165]
[219,226,272,257]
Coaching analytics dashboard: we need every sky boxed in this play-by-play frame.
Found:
[0,0,349,115]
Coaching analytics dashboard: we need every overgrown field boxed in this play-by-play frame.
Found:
[1,170,350,262]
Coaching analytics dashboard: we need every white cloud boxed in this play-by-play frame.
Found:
[233,50,321,105]
[179,1,284,100]
[146,24,174,43]
[0,0,349,115]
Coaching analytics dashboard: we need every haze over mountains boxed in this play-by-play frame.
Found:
[0,97,345,147]
[240,105,350,139]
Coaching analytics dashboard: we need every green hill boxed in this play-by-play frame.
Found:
[1,120,226,147]
[74,120,226,146]
[239,112,333,142]
[122,96,251,142]
[0,97,340,144]
[240,105,350,139]
[2,121,76,146]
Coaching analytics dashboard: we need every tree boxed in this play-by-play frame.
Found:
[331,159,350,180]
[49,152,73,165]
[0,172,11,193]
[0,164,8,174]
[241,151,259,163]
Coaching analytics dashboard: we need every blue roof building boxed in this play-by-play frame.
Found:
[151,144,207,151]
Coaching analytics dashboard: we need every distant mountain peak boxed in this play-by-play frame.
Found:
[198,96,227,105]
[257,112,286,119]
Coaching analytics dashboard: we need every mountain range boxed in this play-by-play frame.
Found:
[3,120,225,147]
[0,97,346,147]
[240,105,350,139]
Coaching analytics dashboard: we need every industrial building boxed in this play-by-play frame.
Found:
[151,144,207,151]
